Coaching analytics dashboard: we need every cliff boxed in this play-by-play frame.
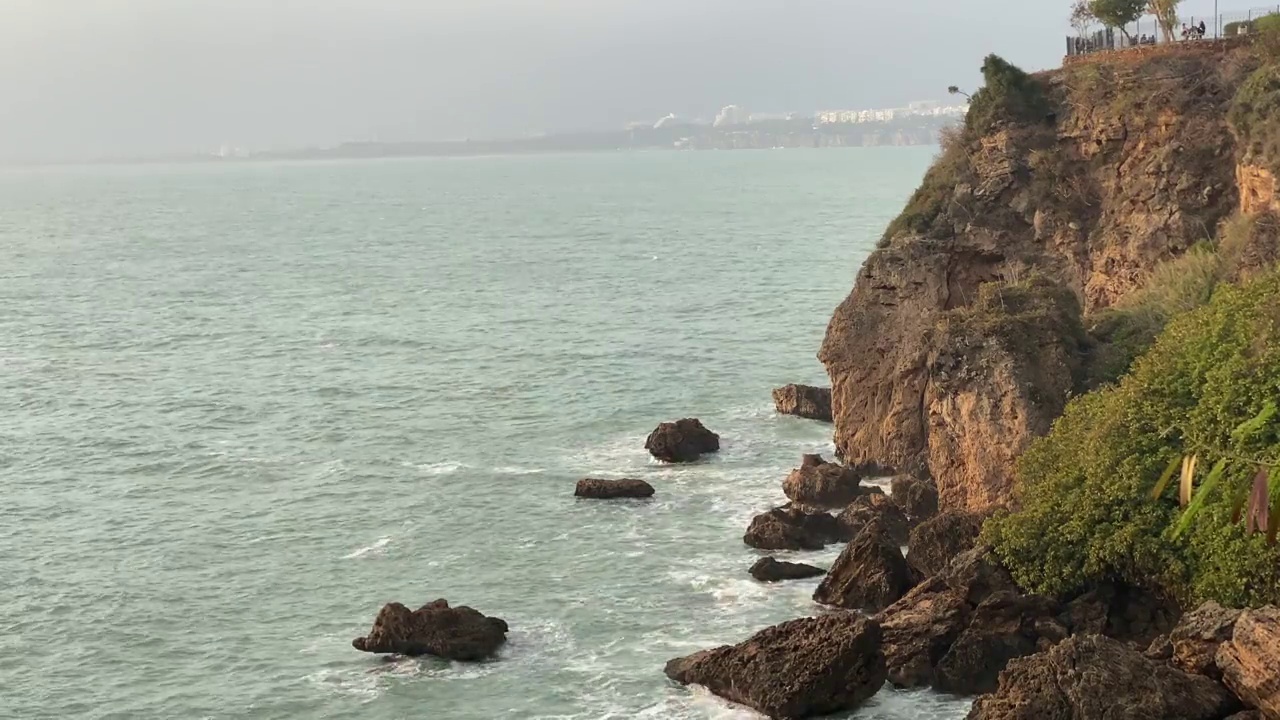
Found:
[820,41,1272,513]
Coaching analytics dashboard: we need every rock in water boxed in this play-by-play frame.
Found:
[838,493,910,547]
[1216,607,1280,718]
[749,557,826,582]
[644,418,720,463]
[907,510,986,580]
[744,505,847,551]
[664,613,887,719]
[351,599,509,661]
[890,475,939,524]
[573,478,655,499]
[814,520,914,612]
[771,384,833,422]
[782,454,874,510]
[967,634,1239,720]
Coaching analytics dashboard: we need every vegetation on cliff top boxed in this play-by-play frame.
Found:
[986,269,1280,608]
[881,54,1048,243]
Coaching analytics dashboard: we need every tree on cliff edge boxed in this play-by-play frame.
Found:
[1148,0,1183,41]
[1088,0,1144,41]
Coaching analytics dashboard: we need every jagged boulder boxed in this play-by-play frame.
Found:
[351,599,508,661]
[644,418,719,463]
[837,493,910,547]
[934,591,1065,695]
[664,613,886,719]
[907,509,986,580]
[783,454,875,510]
[1216,607,1280,719]
[967,635,1240,720]
[744,505,847,551]
[1162,601,1241,679]
[1059,582,1180,646]
[574,478,655,499]
[890,474,939,524]
[876,546,1025,690]
[750,557,826,583]
[814,521,914,612]
[771,384,833,422]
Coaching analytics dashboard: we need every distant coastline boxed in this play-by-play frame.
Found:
[39,116,958,167]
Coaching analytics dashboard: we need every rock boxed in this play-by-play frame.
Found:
[573,478,655,499]
[814,520,915,612]
[890,475,939,524]
[782,454,873,510]
[1216,607,1280,719]
[934,591,1063,695]
[644,418,719,463]
[772,384,833,422]
[967,635,1240,720]
[1145,634,1174,661]
[749,557,826,582]
[875,546,1024,689]
[664,613,886,719]
[744,505,846,551]
[351,599,509,661]
[879,585,972,688]
[1223,712,1266,720]
[837,494,910,547]
[1165,601,1241,679]
[906,510,986,580]
[1060,582,1180,646]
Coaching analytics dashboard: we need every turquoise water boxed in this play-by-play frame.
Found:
[0,149,969,719]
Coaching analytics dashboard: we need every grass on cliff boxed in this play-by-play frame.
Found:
[880,125,971,244]
[1230,60,1280,175]
[985,268,1280,608]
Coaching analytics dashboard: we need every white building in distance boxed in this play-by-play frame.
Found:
[713,105,750,128]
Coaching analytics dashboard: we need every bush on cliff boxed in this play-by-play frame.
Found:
[965,55,1050,137]
[880,125,972,243]
[1230,61,1280,174]
[986,269,1280,608]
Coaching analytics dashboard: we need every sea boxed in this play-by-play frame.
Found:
[0,148,972,719]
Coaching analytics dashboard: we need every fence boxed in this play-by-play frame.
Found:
[1066,4,1279,56]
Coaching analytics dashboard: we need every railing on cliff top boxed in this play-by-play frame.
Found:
[1066,5,1278,56]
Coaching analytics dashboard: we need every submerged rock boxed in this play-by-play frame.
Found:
[744,504,847,551]
[771,384,833,422]
[967,634,1240,720]
[814,520,914,612]
[782,454,874,510]
[1216,607,1280,718]
[574,478,655,499]
[907,509,986,580]
[644,418,720,463]
[664,613,886,719]
[351,599,509,661]
[749,557,826,582]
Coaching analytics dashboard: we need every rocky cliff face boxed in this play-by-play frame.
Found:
[820,42,1262,512]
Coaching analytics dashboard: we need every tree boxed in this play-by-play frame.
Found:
[1089,0,1145,40]
[1148,0,1182,41]
[947,85,971,101]
[1070,0,1097,37]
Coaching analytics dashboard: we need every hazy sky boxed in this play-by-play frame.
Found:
[0,0,1229,161]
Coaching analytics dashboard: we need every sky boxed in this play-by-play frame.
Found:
[0,0,1239,161]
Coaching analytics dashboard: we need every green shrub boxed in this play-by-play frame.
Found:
[965,55,1051,137]
[1256,13,1280,59]
[1230,62,1280,174]
[986,269,1280,608]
